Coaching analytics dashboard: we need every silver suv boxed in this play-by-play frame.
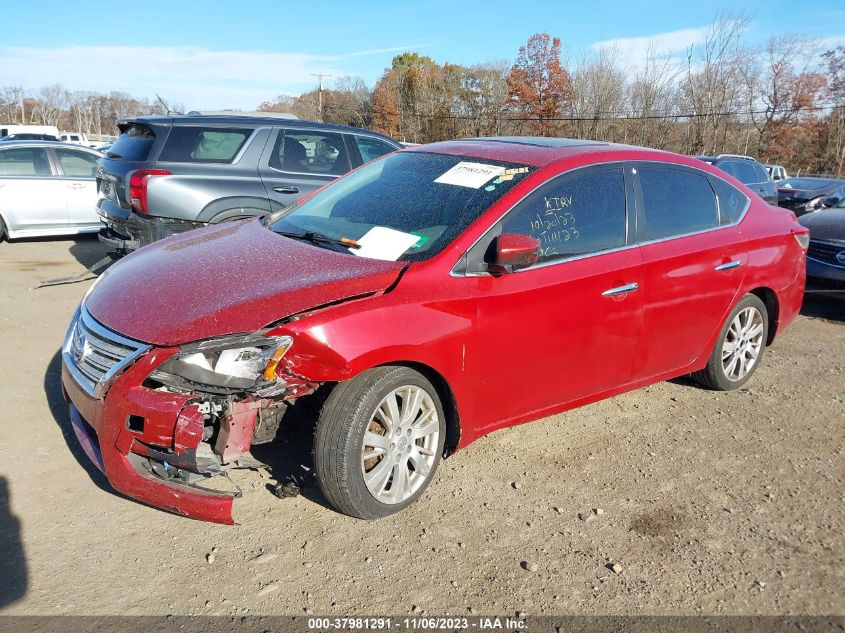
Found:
[97,115,401,250]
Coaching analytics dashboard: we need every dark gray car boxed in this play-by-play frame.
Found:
[96,115,402,250]
[696,154,777,205]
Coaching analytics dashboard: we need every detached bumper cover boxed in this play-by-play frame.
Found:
[61,348,235,525]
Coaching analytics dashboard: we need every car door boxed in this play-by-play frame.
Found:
[751,163,777,205]
[632,163,748,382]
[52,147,100,228]
[258,128,352,211]
[465,164,644,428]
[0,146,67,233]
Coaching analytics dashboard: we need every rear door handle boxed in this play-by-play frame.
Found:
[715,261,742,271]
[273,186,299,194]
[602,282,639,297]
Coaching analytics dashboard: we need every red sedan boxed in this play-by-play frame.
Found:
[61,138,808,523]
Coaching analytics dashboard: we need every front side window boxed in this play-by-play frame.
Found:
[501,167,627,263]
[55,148,98,177]
[269,130,350,175]
[158,127,252,163]
[354,136,397,163]
[0,148,52,176]
[753,164,769,183]
[267,151,533,261]
[638,166,718,241]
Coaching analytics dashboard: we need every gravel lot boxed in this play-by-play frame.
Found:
[0,235,842,617]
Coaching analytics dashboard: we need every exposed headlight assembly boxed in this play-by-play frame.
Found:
[803,196,824,212]
[152,334,293,391]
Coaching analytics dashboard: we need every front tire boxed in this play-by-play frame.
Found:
[314,366,446,519]
[692,294,768,391]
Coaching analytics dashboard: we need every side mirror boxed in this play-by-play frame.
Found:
[488,233,541,274]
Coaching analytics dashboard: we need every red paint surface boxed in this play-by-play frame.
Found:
[65,141,807,523]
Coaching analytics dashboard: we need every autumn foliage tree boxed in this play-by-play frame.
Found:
[506,33,574,135]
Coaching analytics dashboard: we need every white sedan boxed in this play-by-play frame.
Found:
[0,142,103,240]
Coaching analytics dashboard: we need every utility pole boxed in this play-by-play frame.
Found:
[15,85,25,123]
[310,73,332,121]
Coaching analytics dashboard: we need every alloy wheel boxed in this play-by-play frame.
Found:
[721,306,765,381]
[361,385,440,504]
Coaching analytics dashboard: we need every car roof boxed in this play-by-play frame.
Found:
[124,115,400,144]
[408,137,674,167]
[0,140,101,151]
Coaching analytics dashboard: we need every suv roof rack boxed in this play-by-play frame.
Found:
[715,153,756,161]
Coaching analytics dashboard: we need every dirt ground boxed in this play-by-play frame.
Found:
[0,235,842,617]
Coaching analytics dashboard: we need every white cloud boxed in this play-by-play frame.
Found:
[0,43,429,110]
[587,26,710,71]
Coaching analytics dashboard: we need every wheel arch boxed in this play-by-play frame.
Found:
[373,360,461,456]
[748,286,779,345]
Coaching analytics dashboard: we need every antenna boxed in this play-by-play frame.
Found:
[155,94,182,116]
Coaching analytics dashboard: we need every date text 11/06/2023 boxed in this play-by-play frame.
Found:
[306,616,527,630]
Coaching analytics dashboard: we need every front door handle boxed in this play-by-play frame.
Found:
[715,261,742,271]
[273,186,299,194]
[602,282,639,297]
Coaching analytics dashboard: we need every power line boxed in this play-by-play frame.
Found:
[322,100,843,123]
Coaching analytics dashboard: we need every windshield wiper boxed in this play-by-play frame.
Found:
[275,230,360,252]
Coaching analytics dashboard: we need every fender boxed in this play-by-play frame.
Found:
[197,196,273,223]
[265,270,477,433]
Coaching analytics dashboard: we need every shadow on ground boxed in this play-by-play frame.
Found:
[251,388,335,513]
[801,290,844,323]
[0,476,27,607]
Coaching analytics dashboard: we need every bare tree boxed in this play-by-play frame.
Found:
[681,13,750,154]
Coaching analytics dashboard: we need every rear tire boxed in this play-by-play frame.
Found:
[691,294,768,391]
[314,366,446,519]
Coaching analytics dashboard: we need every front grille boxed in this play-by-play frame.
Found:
[807,239,845,268]
[63,305,150,399]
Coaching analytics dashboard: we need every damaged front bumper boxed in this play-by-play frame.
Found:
[61,309,307,524]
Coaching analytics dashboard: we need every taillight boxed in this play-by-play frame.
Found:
[128,169,170,213]
[792,229,810,250]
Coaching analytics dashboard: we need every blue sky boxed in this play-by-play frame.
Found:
[2,0,844,110]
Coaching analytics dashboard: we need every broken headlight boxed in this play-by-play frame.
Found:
[152,334,293,390]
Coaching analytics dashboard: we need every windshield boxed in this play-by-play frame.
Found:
[267,151,534,262]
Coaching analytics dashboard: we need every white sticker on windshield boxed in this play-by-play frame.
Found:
[434,162,505,188]
[352,226,421,261]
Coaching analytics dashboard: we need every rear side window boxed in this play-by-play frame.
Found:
[354,136,397,163]
[158,127,252,163]
[0,148,52,176]
[710,177,748,224]
[502,167,627,262]
[638,166,718,241]
[269,130,350,175]
[108,124,156,161]
[55,148,98,177]
[731,161,758,185]
[753,164,769,183]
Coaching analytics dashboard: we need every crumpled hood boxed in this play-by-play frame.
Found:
[798,208,845,242]
[86,220,406,346]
